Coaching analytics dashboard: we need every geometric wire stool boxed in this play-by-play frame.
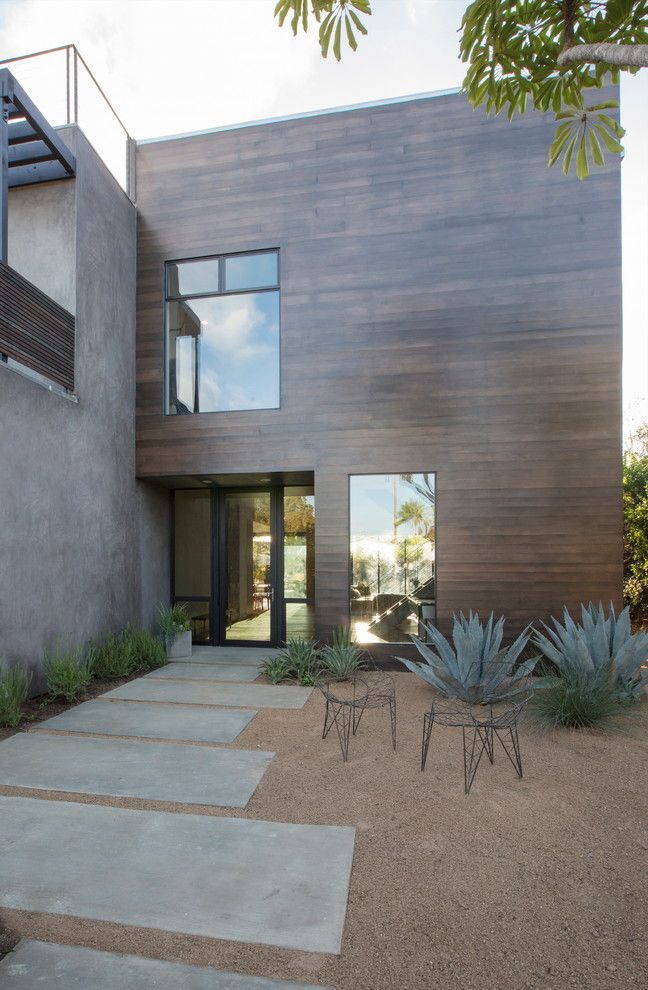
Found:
[421,697,527,795]
[320,670,396,762]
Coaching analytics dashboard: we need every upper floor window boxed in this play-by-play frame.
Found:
[165,249,280,415]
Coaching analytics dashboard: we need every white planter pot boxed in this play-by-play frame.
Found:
[166,630,192,659]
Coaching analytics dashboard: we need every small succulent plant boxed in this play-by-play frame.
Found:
[319,626,364,681]
[273,636,320,686]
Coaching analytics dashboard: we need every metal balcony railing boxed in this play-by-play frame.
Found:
[0,45,134,200]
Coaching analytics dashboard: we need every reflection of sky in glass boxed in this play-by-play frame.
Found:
[225,252,278,291]
[350,474,435,598]
[350,475,434,538]
[170,258,220,296]
[178,291,279,412]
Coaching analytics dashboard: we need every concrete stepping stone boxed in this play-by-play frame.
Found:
[103,678,311,710]
[32,699,256,743]
[145,662,260,682]
[0,797,355,953]
[0,941,333,989]
[0,733,273,807]
[185,646,279,665]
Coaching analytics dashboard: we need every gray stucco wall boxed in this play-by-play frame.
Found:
[8,179,76,313]
[1,126,168,692]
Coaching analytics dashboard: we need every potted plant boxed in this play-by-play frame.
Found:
[158,603,192,659]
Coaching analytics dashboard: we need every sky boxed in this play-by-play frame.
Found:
[0,0,645,435]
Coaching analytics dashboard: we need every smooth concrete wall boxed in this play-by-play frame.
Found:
[8,179,76,313]
[0,126,169,691]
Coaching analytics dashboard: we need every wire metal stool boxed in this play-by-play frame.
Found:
[421,698,527,794]
[320,670,396,762]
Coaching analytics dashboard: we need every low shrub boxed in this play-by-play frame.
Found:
[43,647,92,703]
[89,626,167,679]
[275,636,320,686]
[319,626,364,682]
[122,626,167,671]
[158,603,191,647]
[259,655,292,684]
[528,664,631,730]
[88,632,137,679]
[0,663,30,727]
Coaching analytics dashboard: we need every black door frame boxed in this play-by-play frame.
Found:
[172,484,314,648]
[215,485,283,647]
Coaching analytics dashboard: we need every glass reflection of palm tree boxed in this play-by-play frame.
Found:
[395,499,433,538]
[396,499,434,593]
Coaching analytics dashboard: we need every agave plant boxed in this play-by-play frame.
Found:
[319,626,364,682]
[399,611,537,704]
[532,602,648,702]
[274,636,320,686]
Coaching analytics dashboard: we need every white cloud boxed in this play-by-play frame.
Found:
[406,0,439,25]
[192,294,276,364]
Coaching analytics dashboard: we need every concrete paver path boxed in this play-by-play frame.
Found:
[0,941,333,989]
[145,662,260,682]
[32,699,256,743]
[103,679,312,709]
[187,646,279,665]
[0,796,355,953]
[0,733,273,807]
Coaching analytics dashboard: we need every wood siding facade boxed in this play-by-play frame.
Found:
[135,91,623,645]
[0,259,75,390]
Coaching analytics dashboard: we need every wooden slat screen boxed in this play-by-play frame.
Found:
[0,260,75,391]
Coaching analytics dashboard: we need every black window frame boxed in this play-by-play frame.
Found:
[348,471,437,645]
[163,248,281,416]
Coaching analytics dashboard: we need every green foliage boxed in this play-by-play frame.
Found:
[319,626,364,681]
[89,626,167,679]
[528,663,630,729]
[122,626,167,671]
[43,647,92,703]
[532,602,648,702]
[275,636,321,686]
[262,631,364,684]
[624,426,648,622]
[158,603,191,645]
[274,1,648,178]
[460,0,645,177]
[88,632,138,679]
[274,0,371,61]
[0,663,30,728]
[399,611,537,703]
[260,655,292,684]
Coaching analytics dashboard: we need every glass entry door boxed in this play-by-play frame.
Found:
[172,484,315,647]
[222,491,276,644]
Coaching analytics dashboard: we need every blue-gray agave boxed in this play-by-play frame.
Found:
[532,603,648,702]
[399,611,537,704]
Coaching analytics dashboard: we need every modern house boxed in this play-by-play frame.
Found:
[0,48,623,684]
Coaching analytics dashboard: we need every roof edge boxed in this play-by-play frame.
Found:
[137,87,462,146]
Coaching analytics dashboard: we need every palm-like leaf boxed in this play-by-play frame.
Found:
[274,1,371,60]
[460,0,645,177]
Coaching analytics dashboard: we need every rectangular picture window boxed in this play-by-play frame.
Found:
[224,251,278,292]
[167,258,220,297]
[349,473,436,644]
[165,250,280,415]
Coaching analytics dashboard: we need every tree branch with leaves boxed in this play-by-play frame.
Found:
[273,0,648,179]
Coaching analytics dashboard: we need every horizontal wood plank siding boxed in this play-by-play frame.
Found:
[135,92,623,640]
[0,260,75,390]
